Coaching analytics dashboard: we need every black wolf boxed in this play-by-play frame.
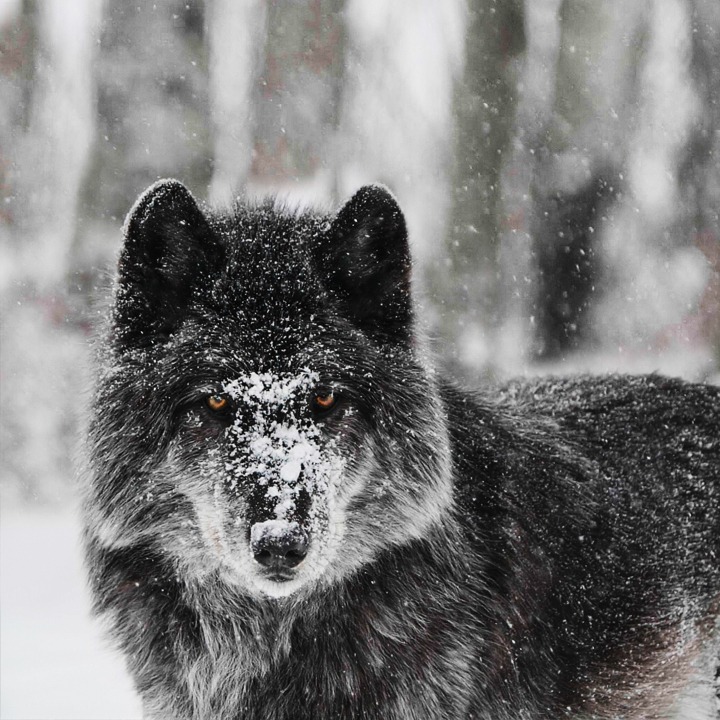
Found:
[84,179,720,719]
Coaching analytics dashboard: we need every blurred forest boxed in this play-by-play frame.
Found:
[1,0,719,503]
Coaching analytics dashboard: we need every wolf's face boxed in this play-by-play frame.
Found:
[87,181,452,599]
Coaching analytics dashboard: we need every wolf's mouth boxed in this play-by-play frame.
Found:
[262,570,295,583]
[253,549,305,581]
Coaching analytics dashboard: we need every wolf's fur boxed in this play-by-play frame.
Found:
[84,180,720,719]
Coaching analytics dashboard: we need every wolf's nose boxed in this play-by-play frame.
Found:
[250,521,308,569]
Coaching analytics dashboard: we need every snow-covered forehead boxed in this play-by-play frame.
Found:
[223,369,318,408]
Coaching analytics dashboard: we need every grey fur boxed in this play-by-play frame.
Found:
[84,181,720,719]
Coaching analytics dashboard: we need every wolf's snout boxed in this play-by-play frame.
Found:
[250,520,308,570]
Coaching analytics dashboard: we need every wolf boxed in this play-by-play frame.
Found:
[84,179,720,719]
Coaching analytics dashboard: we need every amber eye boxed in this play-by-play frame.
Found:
[312,391,336,412]
[206,394,230,413]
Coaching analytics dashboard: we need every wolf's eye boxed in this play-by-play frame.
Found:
[312,391,336,413]
[206,394,230,413]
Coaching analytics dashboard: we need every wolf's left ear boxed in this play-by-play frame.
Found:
[319,185,413,341]
[113,179,220,349]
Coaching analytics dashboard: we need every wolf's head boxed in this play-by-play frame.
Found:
[87,180,452,599]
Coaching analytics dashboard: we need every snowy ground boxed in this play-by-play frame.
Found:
[1,504,142,720]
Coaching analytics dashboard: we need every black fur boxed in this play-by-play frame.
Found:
[84,180,720,719]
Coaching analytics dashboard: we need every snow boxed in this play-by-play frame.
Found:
[222,370,343,523]
[207,0,266,205]
[338,0,465,264]
[250,519,302,545]
[280,460,302,484]
[13,0,100,289]
[0,505,142,720]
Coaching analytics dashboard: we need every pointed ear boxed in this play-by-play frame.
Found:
[113,179,220,349]
[319,185,413,341]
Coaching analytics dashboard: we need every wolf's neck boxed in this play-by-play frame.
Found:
[113,526,485,718]
[180,525,480,659]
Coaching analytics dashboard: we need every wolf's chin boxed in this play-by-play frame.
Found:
[215,560,322,599]
[250,574,307,599]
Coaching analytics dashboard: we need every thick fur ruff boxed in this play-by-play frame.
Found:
[84,180,720,719]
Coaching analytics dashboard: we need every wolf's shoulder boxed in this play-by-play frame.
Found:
[441,372,719,507]
[442,372,719,453]
[494,372,719,416]
[491,373,720,449]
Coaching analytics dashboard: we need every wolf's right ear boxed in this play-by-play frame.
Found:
[113,180,220,349]
[317,185,413,342]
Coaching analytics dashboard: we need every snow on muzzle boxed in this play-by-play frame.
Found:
[222,370,343,574]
